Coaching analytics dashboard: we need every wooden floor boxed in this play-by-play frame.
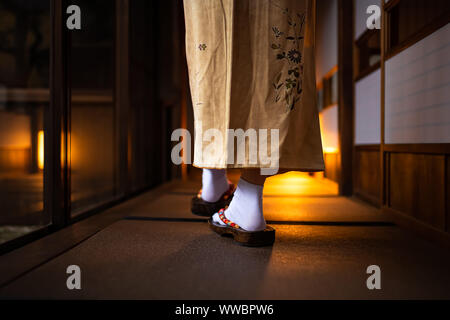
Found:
[0,171,449,299]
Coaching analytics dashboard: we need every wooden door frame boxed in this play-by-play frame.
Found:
[337,0,354,196]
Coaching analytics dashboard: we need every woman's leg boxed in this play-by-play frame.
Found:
[241,169,268,186]
[212,169,270,231]
[201,169,229,202]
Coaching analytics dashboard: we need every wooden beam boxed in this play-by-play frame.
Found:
[384,144,450,155]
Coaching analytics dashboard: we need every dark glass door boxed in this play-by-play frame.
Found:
[69,0,117,215]
[0,0,51,244]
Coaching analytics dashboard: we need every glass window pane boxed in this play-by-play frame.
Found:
[69,0,116,215]
[0,0,50,244]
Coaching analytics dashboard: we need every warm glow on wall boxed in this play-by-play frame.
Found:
[38,130,44,170]
[319,106,339,155]
[323,147,338,154]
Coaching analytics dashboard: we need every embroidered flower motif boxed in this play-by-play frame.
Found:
[272,27,284,38]
[287,49,301,64]
[198,43,207,51]
[270,2,306,112]
[285,78,297,89]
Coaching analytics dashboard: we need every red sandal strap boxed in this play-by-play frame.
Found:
[217,208,240,229]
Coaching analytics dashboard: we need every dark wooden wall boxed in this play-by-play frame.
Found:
[354,146,380,206]
[387,152,447,231]
[350,0,450,243]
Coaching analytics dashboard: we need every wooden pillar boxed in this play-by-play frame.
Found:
[178,1,189,181]
[47,0,70,227]
[337,0,354,196]
[380,1,387,207]
[116,0,130,195]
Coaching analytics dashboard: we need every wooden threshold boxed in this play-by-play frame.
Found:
[383,206,450,249]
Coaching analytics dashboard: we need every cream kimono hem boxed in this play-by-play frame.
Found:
[184,0,324,171]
